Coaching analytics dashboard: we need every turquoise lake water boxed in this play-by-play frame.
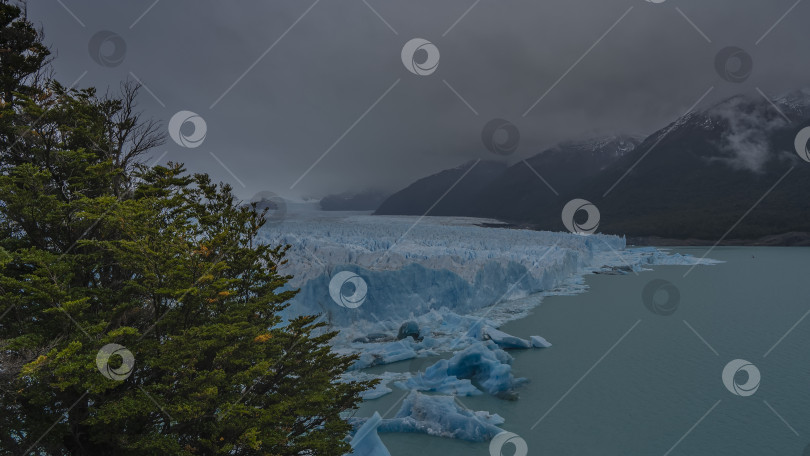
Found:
[357,246,810,455]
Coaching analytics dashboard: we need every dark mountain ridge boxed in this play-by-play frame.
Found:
[374,90,810,243]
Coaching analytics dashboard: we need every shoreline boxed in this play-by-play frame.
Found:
[473,222,810,247]
[349,245,719,398]
[627,231,810,247]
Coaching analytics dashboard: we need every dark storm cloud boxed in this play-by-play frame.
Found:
[27,0,810,201]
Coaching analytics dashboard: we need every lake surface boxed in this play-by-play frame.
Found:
[356,247,810,455]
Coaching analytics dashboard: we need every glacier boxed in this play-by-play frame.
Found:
[259,203,720,450]
[260,203,717,353]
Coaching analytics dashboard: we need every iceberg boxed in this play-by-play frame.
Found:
[445,341,527,398]
[350,339,419,370]
[465,321,550,351]
[394,359,482,396]
[360,382,393,401]
[376,391,505,442]
[397,340,526,398]
[482,326,531,349]
[531,335,552,348]
[394,371,480,396]
[397,321,421,341]
[346,412,392,456]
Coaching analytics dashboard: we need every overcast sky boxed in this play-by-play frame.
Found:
[27,0,810,201]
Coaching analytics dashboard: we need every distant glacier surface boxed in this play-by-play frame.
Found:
[258,203,714,332]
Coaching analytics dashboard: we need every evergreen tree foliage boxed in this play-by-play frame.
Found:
[0,2,374,454]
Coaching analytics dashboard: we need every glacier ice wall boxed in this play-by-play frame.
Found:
[259,205,718,350]
[259,207,635,328]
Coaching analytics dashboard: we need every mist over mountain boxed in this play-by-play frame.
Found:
[375,90,810,243]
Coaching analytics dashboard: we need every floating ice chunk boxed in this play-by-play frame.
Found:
[393,340,527,398]
[377,391,504,442]
[342,371,407,401]
[397,321,421,340]
[347,412,392,456]
[531,335,552,348]
[446,341,528,398]
[483,326,531,349]
[361,383,393,400]
[394,359,482,396]
[351,339,418,370]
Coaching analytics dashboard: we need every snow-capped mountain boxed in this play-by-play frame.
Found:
[582,90,810,240]
[375,90,810,242]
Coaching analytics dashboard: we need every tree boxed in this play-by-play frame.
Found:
[0,0,49,105]
[0,0,49,159]
[0,3,374,454]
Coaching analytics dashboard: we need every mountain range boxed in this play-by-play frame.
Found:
[374,90,810,244]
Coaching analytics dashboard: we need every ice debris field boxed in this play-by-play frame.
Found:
[257,204,719,455]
